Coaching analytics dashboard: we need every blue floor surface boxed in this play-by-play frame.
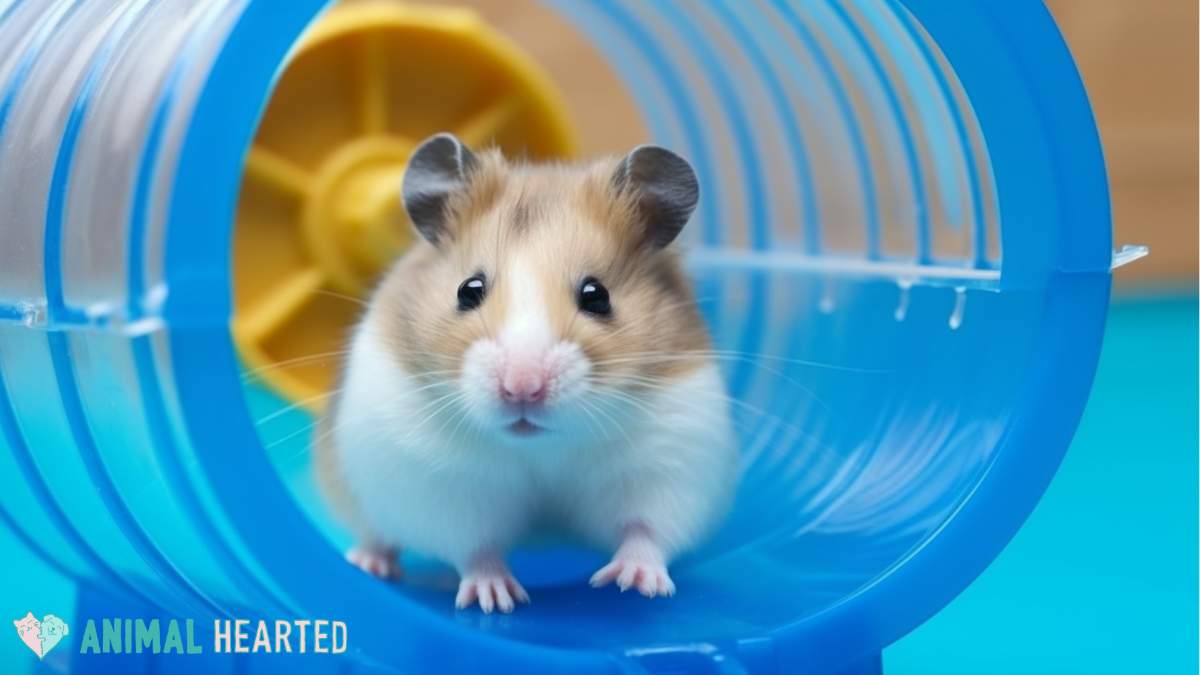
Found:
[1,294,1195,673]
[887,294,1198,674]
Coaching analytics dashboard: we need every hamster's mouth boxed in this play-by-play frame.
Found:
[506,418,545,437]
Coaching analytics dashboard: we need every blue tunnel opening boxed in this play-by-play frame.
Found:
[0,1,1112,673]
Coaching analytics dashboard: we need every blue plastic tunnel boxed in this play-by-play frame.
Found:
[0,1,1122,673]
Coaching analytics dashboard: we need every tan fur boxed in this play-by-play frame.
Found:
[370,149,710,390]
[315,149,712,537]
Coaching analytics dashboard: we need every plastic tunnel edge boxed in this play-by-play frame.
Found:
[155,0,1114,673]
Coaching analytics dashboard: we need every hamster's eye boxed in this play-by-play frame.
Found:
[457,274,487,311]
[577,277,611,317]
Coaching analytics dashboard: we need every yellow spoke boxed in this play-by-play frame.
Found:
[453,95,521,147]
[357,33,388,135]
[234,267,325,342]
[245,146,312,196]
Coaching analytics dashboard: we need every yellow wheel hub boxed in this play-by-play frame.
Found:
[302,137,413,296]
[234,2,578,410]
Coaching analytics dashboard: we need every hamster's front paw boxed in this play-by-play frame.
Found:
[455,555,530,614]
[346,546,401,580]
[590,529,676,597]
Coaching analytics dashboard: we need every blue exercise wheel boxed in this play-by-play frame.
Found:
[0,1,1139,673]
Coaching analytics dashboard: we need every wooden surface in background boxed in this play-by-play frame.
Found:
[355,0,1197,287]
[423,0,647,156]
[1047,0,1198,288]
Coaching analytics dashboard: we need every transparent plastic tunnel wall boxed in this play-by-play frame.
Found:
[0,1,1126,673]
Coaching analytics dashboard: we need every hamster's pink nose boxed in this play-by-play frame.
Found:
[501,368,546,404]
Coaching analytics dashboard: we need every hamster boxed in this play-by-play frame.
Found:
[315,132,738,613]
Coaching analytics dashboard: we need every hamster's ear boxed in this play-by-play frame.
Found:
[402,132,477,246]
[612,145,699,248]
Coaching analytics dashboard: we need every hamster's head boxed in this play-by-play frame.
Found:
[372,133,711,443]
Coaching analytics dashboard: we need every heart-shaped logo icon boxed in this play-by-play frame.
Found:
[12,612,69,660]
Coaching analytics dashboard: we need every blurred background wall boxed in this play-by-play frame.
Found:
[1047,0,1198,290]
[417,0,1198,290]
[0,3,1192,673]
[418,0,647,153]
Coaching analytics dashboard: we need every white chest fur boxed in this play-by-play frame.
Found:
[331,327,738,571]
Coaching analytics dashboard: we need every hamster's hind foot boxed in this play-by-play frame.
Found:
[455,555,530,614]
[346,545,401,580]
[589,528,676,598]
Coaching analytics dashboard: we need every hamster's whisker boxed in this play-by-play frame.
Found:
[441,405,472,446]
[263,419,324,451]
[239,350,353,380]
[398,355,463,369]
[462,399,491,447]
[313,288,370,309]
[583,394,636,448]
[578,395,621,443]
[591,373,818,438]
[426,392,477,440]
[379,374,458,408]
[660,294,723,315]
[254,370,458,428]
[400,391,470,441]
[273,386,406,453]
[590,349,884,374]
[399,390,464,432]
[574,399,609,442]
[256,384,451,455]
[254,387,347,426]
[592,383,749,442]
[273,415,370,467]
[404,371,464,386]
[592,372,777,417]
[589,385,659,421]
[704,350,886,374]
[587,353,838,412]
[590,352,776,388]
